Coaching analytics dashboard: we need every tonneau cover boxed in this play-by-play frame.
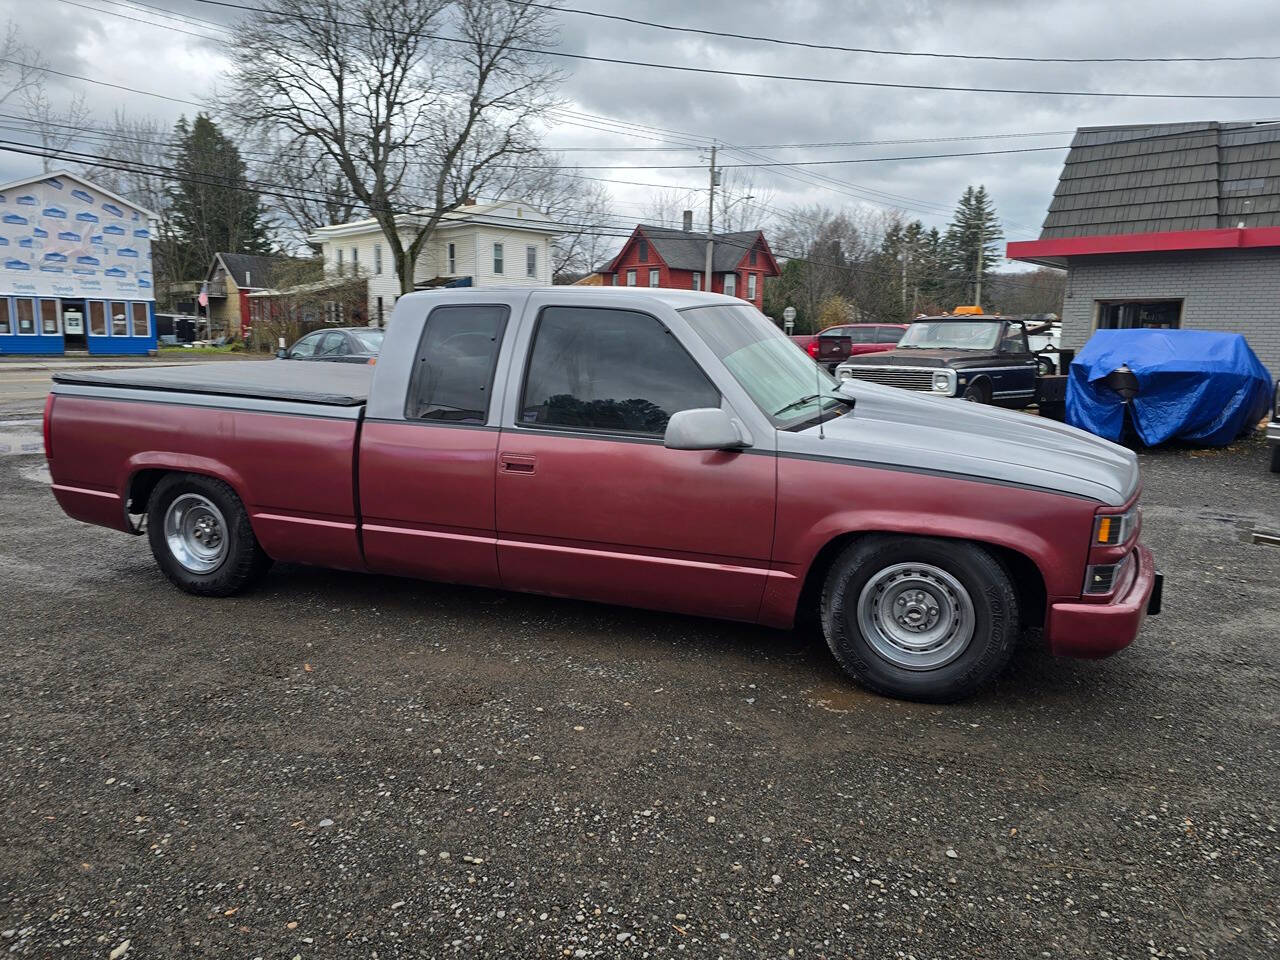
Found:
[52,359,371,407]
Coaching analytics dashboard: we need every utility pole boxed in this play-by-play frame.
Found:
[704,143,717,293]
[900,246,909,319]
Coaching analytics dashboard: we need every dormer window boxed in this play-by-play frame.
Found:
[749,247,758,266]
[637,238,648,263]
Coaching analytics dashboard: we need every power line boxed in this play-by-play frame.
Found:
[186,0,1280,101]
[0,57,204,107]
[514,1,1280,65]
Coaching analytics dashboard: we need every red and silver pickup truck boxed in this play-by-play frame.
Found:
[44,289,1161,702]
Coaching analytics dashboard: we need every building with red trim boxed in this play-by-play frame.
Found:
[599,218,780,312]
[1006,122,1280,373]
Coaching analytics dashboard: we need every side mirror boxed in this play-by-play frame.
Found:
[664,408,751,451]
[276,348,288,359]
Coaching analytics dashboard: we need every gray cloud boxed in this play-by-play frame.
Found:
[6,0,1279,260]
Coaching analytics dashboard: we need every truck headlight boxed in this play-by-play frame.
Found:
[931,370,955,394]
[1093,506,1140,546]
[837,368,853,381]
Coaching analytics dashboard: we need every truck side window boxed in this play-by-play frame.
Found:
[407,304,509,423]
[520,306,719,436]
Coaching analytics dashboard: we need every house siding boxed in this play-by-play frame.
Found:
[1061,248,1280,373]
[602,231,770,311]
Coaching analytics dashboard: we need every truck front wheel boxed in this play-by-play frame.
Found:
[820,536,1019,702]
[146,473,272,596]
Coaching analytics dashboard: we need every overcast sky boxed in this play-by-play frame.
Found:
[6,0,1280,262]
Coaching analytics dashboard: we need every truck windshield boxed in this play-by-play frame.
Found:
[898,320,1002,350]
[682,303,845,426]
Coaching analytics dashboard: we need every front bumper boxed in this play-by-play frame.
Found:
[1046,543,1160,658]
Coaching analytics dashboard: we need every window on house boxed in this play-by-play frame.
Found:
[40,299,59,335]
[111,302,128,336]
[626,269,637,286]
[692,272,701,291]
[351,247,359,274]
[447,242,457,274]
[131,302,149,337]
[15,299,34,334]
[649,268,660,287]
[638,238,648,262]
[747,273,757,301]
[406,304,509,422]
[723,273,736,297]
[0,299,9,335]
[493,242,504,274]
[520,306,719,436]
[88,301,105,336]
[1096,299,1183,331]
[374,243,382,275]
[336,248,344,275]
[749,248,758,266]
[526,245,538,278]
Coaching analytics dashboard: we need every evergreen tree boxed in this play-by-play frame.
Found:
[168,113,273,278]
[942,185,1003,308]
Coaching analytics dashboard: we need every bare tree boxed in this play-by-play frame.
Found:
[22,87,90,172]
[714,169,777,233]
[513,165,617,281]
[0,21,42,110]
[227,0,561,296]
[259,137,362,249]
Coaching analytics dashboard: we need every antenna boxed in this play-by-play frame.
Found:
[816,347,825,440]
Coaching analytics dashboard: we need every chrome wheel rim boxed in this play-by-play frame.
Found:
[856,562,975,670]
[164,493,228,574]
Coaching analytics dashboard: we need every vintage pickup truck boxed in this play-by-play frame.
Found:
[44,288,1160,702]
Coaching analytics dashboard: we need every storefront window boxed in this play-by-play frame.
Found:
[88,301,106,336]
[0,299,10,335]
[111,301,127,336]
[40,300,59,335]
[16,299,34,334]
[131,302,149,337]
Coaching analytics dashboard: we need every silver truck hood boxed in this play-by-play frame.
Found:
[780,380,1139,505]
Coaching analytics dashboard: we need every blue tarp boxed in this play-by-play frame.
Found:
[1066,329,1272,447]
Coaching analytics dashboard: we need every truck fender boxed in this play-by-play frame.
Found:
[121,453,252,528]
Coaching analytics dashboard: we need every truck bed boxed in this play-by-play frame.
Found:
[52,359,371,407]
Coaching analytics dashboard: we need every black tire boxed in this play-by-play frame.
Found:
[820,535,1020,703]
[962,379,991,403]
[1271,443,1280,474]
[146,472,272,596]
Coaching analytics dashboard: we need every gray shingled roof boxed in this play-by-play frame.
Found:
[636,225,766,272]
[1040,121,1280,238]
[209,253,278,289]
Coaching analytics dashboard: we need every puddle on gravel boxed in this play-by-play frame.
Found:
[0,420,43,456]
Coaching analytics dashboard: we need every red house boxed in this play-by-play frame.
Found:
[599,219,780,311]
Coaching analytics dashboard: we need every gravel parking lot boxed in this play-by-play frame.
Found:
[1,390,1277,958]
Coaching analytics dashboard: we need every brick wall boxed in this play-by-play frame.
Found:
[1061,248,1280,374]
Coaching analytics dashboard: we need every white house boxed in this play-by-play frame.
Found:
[306,200,563,325]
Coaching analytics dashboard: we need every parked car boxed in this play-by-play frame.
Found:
[834,310,1056,408]
[791,323,906,370]
[1269,380,1280,472]
[279,327,383,363]
[44,289,1159,703]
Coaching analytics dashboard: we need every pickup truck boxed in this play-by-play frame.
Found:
[835,311,1068,417]
[44,288,1160,703]
[791,323,906,370]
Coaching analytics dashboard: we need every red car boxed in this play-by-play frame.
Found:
[790,323,907,370]
[45,289,1159,703]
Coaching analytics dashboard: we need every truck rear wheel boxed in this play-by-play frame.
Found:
[820,536,1019,702]
[146,473,272,596]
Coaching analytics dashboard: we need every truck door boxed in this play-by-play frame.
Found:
[494,303,777,622]
[359,303,509,587]
[991,321,1038,404]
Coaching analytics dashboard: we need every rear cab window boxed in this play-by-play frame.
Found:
[406,304,509,423]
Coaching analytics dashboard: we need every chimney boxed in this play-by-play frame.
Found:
[682,209,693,232]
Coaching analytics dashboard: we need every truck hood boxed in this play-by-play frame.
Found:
[781,380,1139,505]
[841,348,956,368]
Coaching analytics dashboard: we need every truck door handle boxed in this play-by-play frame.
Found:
[500,453,537,474]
